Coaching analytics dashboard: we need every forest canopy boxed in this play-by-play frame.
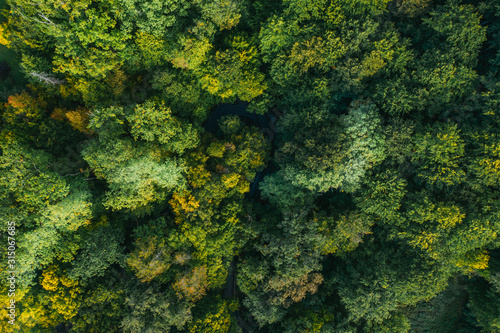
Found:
[1,0,500,332]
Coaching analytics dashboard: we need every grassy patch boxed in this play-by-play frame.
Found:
[0,45,25,73]
[0,0,27,99]
[0,0,7,23]
[0,46,27,97]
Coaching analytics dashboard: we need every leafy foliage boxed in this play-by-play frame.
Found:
[1,0,500,332]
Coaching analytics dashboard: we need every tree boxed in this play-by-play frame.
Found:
[317,211,374,255]
[166,118,269,288]
[469,131,500,188]
[121,283,192,333]
[118,0,192,37]
[277,303,336,333]
[355,169,407,225]
[2,0,500,331]
[197,0,244,30]
[83,139,186,212]
[0,139,93,288]
[268,100,385,194]
[412,122,466,188]
[173,266,209,302]
[3,265,83,331]
[68,225,125,282]
[82,105,188,213]
[200,35,267,101]
[51,106,93,135]
[260,170,318,211]
[3,91,44,127]
[422,2,487,68]
[467,252,500,332]
[188,295,238,333]
[151,69,218,124]
[331,237,450,325]
[68,271,127,333]
[126,100,199,154]
[8,0,130,80]
[127,236,172,283]
[238,211,325,325]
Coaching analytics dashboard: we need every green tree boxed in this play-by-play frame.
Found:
[331,237,450,325]
[82,105,188,213]
[412,122,466,188]
[0,139,92,288]
[268,100,385,194]
[121,282,192,333]
[467,253,500,332]
[118,0,192,37]
[127,235,172,283]
[188,295,238,333]
[83,139,186,212]
[127,100,199,154]
[200,35,267,101]
[68,272,127,333]
[68,225,125,282]
[422,2,486,68]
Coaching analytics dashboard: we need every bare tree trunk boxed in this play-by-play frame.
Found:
[29,72,65,85]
